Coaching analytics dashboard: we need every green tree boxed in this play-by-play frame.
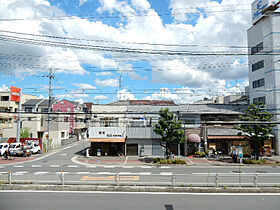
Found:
[154,108,185,159]
[236,103,274,160]
[20,127,31,138]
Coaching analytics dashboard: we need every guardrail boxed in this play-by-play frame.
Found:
[1,171,280,188]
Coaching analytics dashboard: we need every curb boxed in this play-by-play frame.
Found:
[1,184,280,193]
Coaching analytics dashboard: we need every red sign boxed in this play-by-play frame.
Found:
[10,86,21,102]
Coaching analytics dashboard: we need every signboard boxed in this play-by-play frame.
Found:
[252,0,279,24]
[10,86,21,102]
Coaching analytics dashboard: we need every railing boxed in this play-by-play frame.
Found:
[1,171,280,188]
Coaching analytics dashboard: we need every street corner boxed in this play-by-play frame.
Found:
[0,154,41,166]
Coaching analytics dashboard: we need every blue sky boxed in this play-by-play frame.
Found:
[0,0,253,104]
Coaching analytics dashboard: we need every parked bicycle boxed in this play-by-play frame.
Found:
[1,150,15,160]
[208,151,224,160]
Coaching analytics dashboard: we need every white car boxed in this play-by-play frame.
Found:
[26,142,41,154]
[0,143,9,156]
[9,143,23,156]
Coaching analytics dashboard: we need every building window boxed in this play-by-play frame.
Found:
[251,42,263,55]
[41,108,48,113]
[25,107,32,113]
[252,60,264,72]
[61,132,65,138]
[253,96,265,104]
[1,96,9,101]
[28,117,32,121]
[253,78,265,88]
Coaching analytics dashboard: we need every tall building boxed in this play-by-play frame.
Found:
[247,0,280,153]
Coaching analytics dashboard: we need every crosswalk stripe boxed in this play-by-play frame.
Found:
[86,165,97,168]
[141,166,152,168]
[76,172,91,174]
[160,172,173,175]
[67,165,78,168]
[139,172,152,175]
[32,165,42,168]
[34,171,49,175]
[55,172,69,175]
[50,165,60,168]
[13,165,23,168]
[96,172,115,175]
[160,166,171,169]
[103,166,116,168]
[122,166,134,168]
[0,166,5,168]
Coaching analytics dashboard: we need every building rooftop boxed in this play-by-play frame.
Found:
[207,127,247,136]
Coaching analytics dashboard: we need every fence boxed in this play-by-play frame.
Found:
[0,171,280,188]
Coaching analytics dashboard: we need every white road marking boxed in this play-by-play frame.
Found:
[160,172,173,175]
[76,172,91,174]
[139,172,152,175]
[49,165,60,168]
[103,166,116,168]
[86,165,97,168]
[13,165,23,168]
[55,172,69,175]
[32,165,42,168]
[122,166,134,168]
[60,153,67,156]
[67,165,78,168]
[0,166,5,168]
[34,171,49,175]
[96,172,115,175]
[141,166,152,168]
[118,172,133,175]
[160,166,171,169]
[0,172,8,174]
[12,171,28,175]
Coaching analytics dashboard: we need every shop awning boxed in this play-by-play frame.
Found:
[90,138,125,143]
[207,136,248,140]
[187,134,201,143]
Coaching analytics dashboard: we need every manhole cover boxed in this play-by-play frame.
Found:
[256,171,267,173]
[232,170,242,173]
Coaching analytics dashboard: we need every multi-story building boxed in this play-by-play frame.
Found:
[0,90,36,140]
[52,99,88,140]
[88,100,247,157]
[247,0,280,153]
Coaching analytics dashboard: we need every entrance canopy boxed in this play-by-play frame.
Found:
[187,134,201,143]
[89,138,125,143]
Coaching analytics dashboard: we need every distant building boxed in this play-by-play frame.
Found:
[0,90,36,140]
[247,0,280,154]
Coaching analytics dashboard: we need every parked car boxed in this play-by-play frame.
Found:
[9,143,23,156]
[0,143,9,156]
[26,142,41,154]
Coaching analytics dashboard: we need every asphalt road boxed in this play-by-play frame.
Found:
[0,191,279,210]
[1,141,280,175]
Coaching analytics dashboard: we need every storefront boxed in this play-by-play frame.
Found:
[90,138,125,156]
[186,134,201,156]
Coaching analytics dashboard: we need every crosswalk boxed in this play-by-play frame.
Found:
[0,171,169,175]
[0,165,171,169]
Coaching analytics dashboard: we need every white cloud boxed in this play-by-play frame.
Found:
[93,95,108,100]
[95,78,119,87]
[96,72,114,76]
[131,0,151,11]
[73,83,96,90]
[117,89,136,100]
[0,84,9,92]
[55,89,89,100]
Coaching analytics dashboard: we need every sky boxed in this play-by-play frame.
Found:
[0,0,255,104]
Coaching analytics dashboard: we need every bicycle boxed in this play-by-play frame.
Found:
[1,151,15,160]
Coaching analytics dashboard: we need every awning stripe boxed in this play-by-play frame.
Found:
[90,138,125,143]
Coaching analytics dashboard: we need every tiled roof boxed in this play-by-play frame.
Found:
[179,104,247,114]
[207,127,248,136]
[128,100,176,106]
[22,99,55,106]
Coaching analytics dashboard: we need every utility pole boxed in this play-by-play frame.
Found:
[15,93,21,143]
[46,68,54,153]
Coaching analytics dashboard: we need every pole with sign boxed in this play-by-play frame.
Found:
[10,87,21,143]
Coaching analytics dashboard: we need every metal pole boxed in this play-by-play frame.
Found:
[16,93,21,143]
[47,69,52,153]
[204,124,207,152]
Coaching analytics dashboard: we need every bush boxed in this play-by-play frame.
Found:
[243,159,267,164]
[153,158,186,164]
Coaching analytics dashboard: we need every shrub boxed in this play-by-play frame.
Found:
[153,158,186,164]
[243,159,267,164]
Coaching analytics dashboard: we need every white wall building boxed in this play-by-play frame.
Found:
[247,0,280,153]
